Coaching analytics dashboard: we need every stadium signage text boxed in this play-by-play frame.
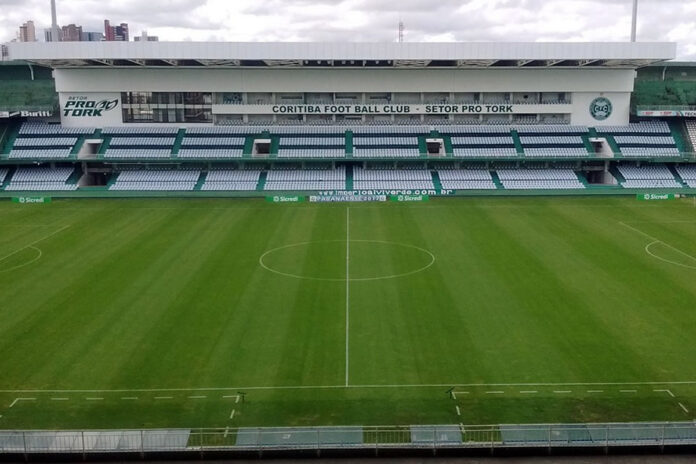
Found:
[637,193,676,201]
[0,111,53,118]
[266,195,306,203]
[390,194,429,202]
[270,104,515,115]
[11,196,52,204]
[63,96,119,117]
[638,110,696,118]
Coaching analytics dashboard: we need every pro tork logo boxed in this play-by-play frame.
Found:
[589,97,612,121]
[63,96,119,117]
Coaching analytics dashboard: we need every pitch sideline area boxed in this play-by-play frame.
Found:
[0,196,695,429]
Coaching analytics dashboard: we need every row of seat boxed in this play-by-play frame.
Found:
[451,136,514,145]
[14,137,78,147]
[178,149,243,158]
[354,168,432,181]
[280,137,345,146]
[109,137,176,147]
[524,147,589,157]
[18,123,93,136]
[181,137,246,146]
[353,148,421,158]
[277,149,345,158]
[620,147,680,157]
[8,149,73,159]
[519,136,584,145]
[614,136,677,145]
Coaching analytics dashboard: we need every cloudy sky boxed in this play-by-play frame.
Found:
[1,0,695,59]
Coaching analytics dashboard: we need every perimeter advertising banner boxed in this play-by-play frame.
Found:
[636,193,676,201]
[12,196,52,204]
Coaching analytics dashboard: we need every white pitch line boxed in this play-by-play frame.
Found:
[235,395,240,404]
[230,409,236,419]
[4,380,696,394]
[85,397,103,401]
[587,390,604,393]
[121,397,138,400]
[485,391,504,394]
[654,389,676,398]
[455,406,461,416]
[0,225,71,264]
[679,403,689,414]
[50,398,69,401]
[619,221,696,264]
[224,427,230,438]
[9,398,35,408]
[345,206,350,387]
[188,395,207,399]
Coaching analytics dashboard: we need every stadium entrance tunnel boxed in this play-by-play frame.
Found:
[426,138,445,157]
[259,240,436,281]
[78,170,110,187]
[253,139,271,157]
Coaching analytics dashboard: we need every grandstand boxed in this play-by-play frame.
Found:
[0,41,692,198]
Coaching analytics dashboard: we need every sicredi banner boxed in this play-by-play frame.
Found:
[12,196,52,204]
[59,93,122,127]
[266,195,306,203]
[636,193,676,201]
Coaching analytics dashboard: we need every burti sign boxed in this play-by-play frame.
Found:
[63,96,119,117]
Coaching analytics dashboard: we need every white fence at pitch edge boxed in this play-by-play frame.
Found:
[1,422,696,453]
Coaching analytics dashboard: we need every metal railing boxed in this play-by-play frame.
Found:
[2,422,696,454]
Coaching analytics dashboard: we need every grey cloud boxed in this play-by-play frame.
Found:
[1,0,694,59]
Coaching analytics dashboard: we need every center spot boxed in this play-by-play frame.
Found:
[259,240,435,281]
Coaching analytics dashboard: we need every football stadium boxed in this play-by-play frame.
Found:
[1,39,696,456]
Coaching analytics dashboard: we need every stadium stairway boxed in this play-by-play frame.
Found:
[171,128,186,157]
[491,170,504,189]
[243,135,255,158]
[581,134,596,154]
[0,167,14,190]
[605,135,622,158]
[71,135,88,158]
[345,165,353,190]
[431,170,443,190]
[97,136,111,159]
[442,133,454,156]
[511,129,525,156]
[1,123,21,157]
[193,172,207,191]
[256,171,267,191]
[608,166,627,184]
[668,119,690,154]
[575,170,591,188]
[345,130,353,160]
[668,165,689,187]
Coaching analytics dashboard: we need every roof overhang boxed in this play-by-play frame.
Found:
[2,41,677,69]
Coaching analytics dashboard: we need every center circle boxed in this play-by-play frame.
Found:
[259,240,435,281]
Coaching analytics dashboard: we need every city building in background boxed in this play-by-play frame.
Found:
[61,24,83,42]
[134,31,159,42]
[44,28,62,42]
[104,20,129,41]
[18,21,36,42]
[81,31,105,42]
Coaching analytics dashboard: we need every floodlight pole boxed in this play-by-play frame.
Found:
[630,0,639,42]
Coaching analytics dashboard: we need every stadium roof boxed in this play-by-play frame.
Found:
[2,41,676,69]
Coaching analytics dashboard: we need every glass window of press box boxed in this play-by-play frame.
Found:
[121,92,212,123]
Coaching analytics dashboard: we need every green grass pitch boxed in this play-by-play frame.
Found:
[1,196,695,430]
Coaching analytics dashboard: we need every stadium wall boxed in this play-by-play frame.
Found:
[53,67,635,127]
